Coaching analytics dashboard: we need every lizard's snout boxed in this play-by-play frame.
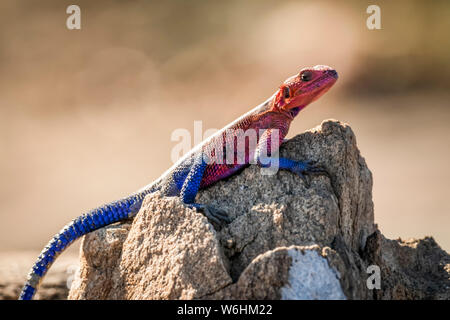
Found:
[325,69,338,79]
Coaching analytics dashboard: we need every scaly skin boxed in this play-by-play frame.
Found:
[19,65,338,300]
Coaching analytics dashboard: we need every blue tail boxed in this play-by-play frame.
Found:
[19,193,146,300]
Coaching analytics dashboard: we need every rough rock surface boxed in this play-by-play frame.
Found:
[68,120,450,300]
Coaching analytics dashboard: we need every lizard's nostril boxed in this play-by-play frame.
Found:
[327,69,338,79]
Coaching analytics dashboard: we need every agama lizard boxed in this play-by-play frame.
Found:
[19,65,338,300]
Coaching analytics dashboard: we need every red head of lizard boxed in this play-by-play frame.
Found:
[273,65,338,119]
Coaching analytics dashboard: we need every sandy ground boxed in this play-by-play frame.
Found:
[0,250,78,300]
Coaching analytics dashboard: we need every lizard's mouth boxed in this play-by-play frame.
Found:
[284,74,337,113]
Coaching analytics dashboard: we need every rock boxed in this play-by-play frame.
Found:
[362,231,450,299]
[70,194,231,299]
[204,245,348,300]
[68,120,450,300]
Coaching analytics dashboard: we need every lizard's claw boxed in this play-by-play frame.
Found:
[188,203,231,228]
[203,205,231,226]
[292,160,330,188]
[297,172,311,188]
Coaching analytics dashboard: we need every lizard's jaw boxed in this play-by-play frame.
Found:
[279,106,301,120]
[285,73,337,112]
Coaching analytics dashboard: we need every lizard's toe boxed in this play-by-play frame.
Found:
[206,205,231,224]
[187,203,231,228]
[306,164,330,177]
[203,205,231,229]
[292,161,330,187]
[298,172,311,188]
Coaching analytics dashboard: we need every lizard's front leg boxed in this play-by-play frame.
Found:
[276,158,328,187]
[255,129,329,187]
[179,153,230,225]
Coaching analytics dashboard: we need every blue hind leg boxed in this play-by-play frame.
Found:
[179,153,230,225]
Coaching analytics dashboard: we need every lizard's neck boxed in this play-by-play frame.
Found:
[252,109,294,139]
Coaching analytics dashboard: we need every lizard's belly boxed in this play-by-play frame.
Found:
[200,163,248,189]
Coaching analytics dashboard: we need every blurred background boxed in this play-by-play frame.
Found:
[0,0,449,287]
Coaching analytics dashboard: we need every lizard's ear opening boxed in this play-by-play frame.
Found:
[283,86,291,99]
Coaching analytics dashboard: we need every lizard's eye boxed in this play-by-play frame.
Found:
[300,71,312,82]
[283,86,291,99]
